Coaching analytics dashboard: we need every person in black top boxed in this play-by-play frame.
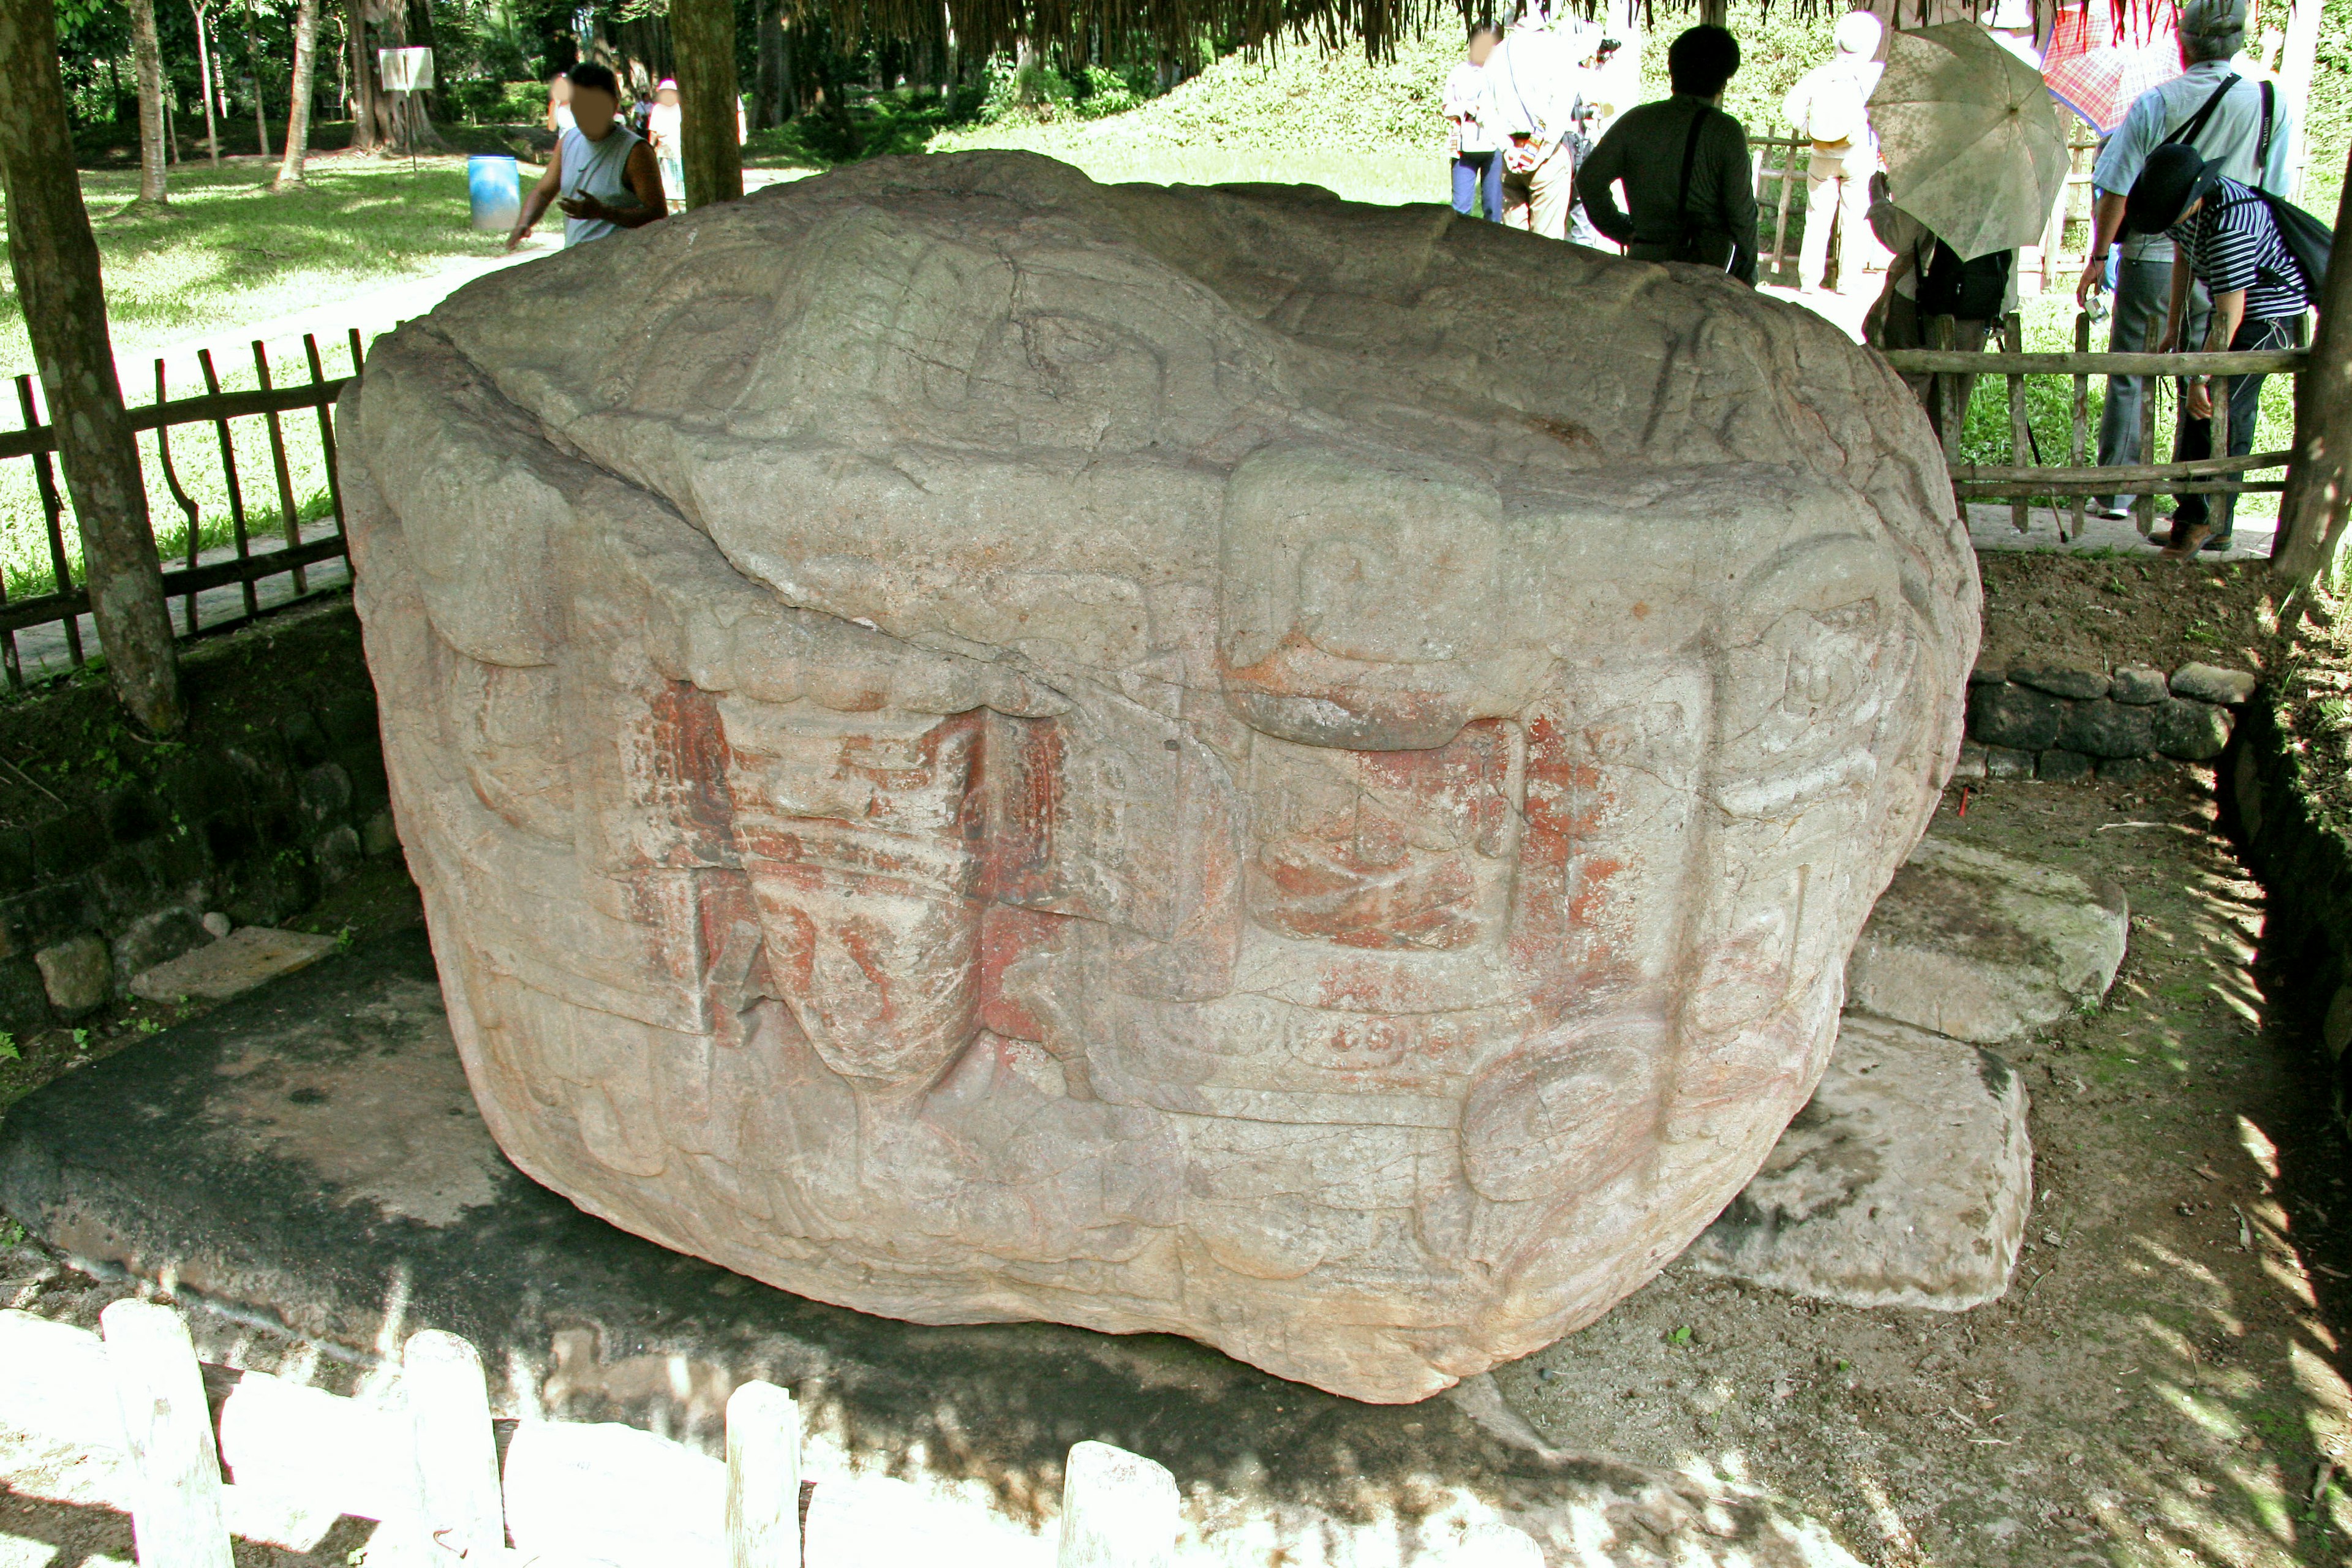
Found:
[1575,26,1758,285]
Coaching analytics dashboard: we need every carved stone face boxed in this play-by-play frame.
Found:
[344,153,1977,1403]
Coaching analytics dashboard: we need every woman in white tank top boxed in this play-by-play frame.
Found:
[507,64,667,252]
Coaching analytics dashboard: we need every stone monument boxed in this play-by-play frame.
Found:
[341,152,1978,1403]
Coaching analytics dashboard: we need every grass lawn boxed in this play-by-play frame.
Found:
[0,153,521,379]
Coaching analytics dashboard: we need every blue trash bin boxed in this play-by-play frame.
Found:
[468,154,521,233]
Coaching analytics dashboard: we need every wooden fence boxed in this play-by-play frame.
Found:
[0,328,360,691]
[1881,308,2305,540]
[0,1299,1183,1567]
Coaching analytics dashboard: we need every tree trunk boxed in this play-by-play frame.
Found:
[403,0,445,121]
[0,0,183,733]
[192,2,221,163]
[345,0,381,151]
[127,0,168,204]
[244,0,273,157]
[2270,143,2352,584]
[272,0,318,189]
[670,0,742,209]
[753,0,785,127]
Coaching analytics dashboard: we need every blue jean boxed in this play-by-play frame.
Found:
[2171,313,2300,546]
[1452,152,1502,222]
[2097,255,2208,508]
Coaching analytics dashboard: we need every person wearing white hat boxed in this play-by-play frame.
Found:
[649,78,685,212]
[2077,0,2294,532]
[1780,10,1883,295]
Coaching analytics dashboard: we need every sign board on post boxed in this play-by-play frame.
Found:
[377,47,435,91]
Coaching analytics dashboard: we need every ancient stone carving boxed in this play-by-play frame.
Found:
[342,152,1978,1403]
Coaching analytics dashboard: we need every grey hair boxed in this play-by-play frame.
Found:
[2181,24,2242,63]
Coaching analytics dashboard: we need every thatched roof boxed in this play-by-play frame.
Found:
[827,0,2163,68]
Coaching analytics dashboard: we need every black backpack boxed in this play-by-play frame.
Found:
[1917,241,2012,320]
[2246,189,2332,298]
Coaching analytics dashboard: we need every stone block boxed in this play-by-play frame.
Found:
[2011,663,2110,701]
[34,934,110,1015]
[2154,697,2233,761]
[85,853,160,920]
[339,153,1981,1403]
[202,810,258,866]
[1967,662,2008,685]
[221,858,317,930]
[299,763,353,828]
[1952,742,1988,780]
[360,810,401,858]
[1,885,91,952]
[1968,682,2064,752]
[279,710,331,771]
[200,911,232,940]
[321,692,381,748]
[1846,836,2127,1042]
[129,926,339,1004]
[111,907,213,986]
[158,753,243,820]
[2056,698,2155,760]
[1687,1014,2030,1310]
[2036,747,2094,782]
[1984,745,2035,779]
[0,957,47,1033]
[2170,662,2258,706]
[315,824,363,886]
[2111,666,2168,705]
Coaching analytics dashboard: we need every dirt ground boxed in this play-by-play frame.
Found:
[1976,553,2277,679]
[4,556,2352,1566]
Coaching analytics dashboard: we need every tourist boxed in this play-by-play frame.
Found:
[546,70,575,134]
[1864,172,2016,447]
[2122,142,2312,557]
[1575,26,1757,284]
[507,63,667,252]
[2076,0,2294,529]
[1779,10,1883,296]
[1564,25,1623,247]
[1490,1,1577,239]
[649,78,685,211]
[1445,23,1505,222]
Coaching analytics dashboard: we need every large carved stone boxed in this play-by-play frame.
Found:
[341,152,1978,1403]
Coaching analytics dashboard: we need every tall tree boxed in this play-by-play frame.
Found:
[190,0,222,163]
[126,0,168,205]
[243,0,273,157]
[345,0,383,151]
[2272,143,2352,591]
[670,0,743,209]
[272,0,319,189]
[0,0,184,734]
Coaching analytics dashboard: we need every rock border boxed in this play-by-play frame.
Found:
[1956,660,2250,784]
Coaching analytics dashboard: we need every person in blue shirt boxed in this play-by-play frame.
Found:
[2075,0,2294,532]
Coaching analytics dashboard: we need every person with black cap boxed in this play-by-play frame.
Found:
[2122,140,2311,557]
[2077,0,2293,527]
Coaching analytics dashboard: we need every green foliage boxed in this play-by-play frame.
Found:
[0,1031,17,1062]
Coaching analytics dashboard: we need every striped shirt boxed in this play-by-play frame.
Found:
[2170,176,2310,322]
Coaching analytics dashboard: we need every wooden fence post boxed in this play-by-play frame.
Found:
[403,1330,505,1560]
[2070,311,2091,540]
[100,1298,235,1568]
[1057,1441,1178,1568]
[725,1380,801,1568]
[2004,311,2029,533]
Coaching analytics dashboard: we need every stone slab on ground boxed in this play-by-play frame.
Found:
[127,927,340,1004]
[1686,1014,2032,1311]
[0,932,1859,1567]
[1845,835,2128,1044]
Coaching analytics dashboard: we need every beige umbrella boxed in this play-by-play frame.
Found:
[1868,22,2070,262]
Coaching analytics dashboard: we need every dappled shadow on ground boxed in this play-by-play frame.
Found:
[1504,773,2352,1566]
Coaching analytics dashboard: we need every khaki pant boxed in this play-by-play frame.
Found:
[1502,146,1575,241]
[1872,292,1988,448]
[1801,143,1873,293]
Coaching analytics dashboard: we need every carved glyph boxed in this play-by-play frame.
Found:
[344,153,1978,1402]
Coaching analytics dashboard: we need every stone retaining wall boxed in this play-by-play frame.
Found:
[1958,660,2254,783]
[0,677,393,1034]
[2234,691,2352,1126]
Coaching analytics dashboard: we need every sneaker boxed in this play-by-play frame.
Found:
[2087,502,2133,521]
[2199,533,2234,552]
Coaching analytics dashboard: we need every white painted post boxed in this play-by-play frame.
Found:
[100,1298,235,1568]
[725,1379,801,1568]
[1057,1441,1178,1568]
[403,1330,505,1560]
